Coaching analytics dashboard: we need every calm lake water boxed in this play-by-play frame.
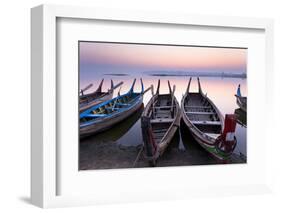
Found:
[79,75,247,170]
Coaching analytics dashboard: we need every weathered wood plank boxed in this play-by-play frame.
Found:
[185,106,212,109]
[191,120,221,125]
[150,118,174,123]
[185,111,215,115]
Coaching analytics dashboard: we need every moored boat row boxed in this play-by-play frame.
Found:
[80,77,244,165]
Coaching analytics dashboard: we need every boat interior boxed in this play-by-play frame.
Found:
[80,93,140,123]
[184,93,222,135]
[149,94,177,143]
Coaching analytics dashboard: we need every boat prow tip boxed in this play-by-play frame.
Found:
[156,79,160,94]
[186,77,192,94]
[197,77,203,94]
[167,80,172,94]
[140,78,144,93]
[129,78,137,92]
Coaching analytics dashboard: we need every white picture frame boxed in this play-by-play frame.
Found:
[31,4,274,208]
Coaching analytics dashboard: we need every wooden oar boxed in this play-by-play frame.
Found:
[143,85,153,94]
[80,83,93,95]
[133,145,144,168]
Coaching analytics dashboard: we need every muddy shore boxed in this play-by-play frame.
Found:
[79,122,246,170]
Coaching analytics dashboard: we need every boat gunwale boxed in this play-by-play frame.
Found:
[79,80,123,112]
[80,93,143,128]
[80,79,145,128]
[145,94,180,144]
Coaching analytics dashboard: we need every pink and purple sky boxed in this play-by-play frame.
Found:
[79,42,247,76]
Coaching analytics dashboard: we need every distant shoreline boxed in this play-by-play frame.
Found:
[148,74,246,78]
[102,72,246,79]
[104,73,129,76]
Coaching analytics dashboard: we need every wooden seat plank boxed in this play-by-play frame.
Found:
[150,118,174,123]
[185,106,212,109]
[185,111,215,115]
[191,120,221,125]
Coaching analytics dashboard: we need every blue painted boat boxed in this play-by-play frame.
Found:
[80,79,151,138]
[79,79,123,112]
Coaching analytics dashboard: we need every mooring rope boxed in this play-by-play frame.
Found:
[133,145,144,168]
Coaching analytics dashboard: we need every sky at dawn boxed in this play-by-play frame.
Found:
[79,42,247,75]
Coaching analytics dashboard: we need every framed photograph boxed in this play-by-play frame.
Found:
[31,4,274,208]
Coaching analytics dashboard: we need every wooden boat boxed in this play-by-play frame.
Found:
[79,79,123,112]
[141,80,181,166]
[80,105,144,143]
[235,84,247,112]
[181,77,237,161]
[234,108,247,127]
[80,79,151,138]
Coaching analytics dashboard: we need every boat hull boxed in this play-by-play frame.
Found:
[181,111,234,161]
[236,96,247,112]
[80,98,143,138]
[141,93,181,164]
[180,78,237,161]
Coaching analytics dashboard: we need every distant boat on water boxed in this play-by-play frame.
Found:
[235,84,247,112]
